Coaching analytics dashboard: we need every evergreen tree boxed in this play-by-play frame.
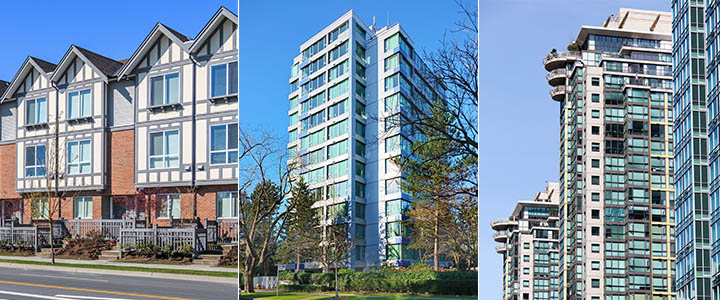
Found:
[283,178,321,272]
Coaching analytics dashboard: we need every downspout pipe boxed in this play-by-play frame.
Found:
[189,53,198,220]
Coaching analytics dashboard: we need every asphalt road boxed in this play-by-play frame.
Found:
[0,266,236,300]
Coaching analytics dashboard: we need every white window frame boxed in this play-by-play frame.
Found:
[67,89,92,119]
[210,61,238,98]
[210,123,239,165]
[149,72,180,106]
[73,196,93,219]
[149,130,179,169]
[25,145,46,178]
[216,191,238,219]
[67,140,91,175]
[156,193,180,219]
[26,97,47,125]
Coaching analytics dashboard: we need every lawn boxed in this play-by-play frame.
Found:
[0,258,238,278]
[242,292,476,300]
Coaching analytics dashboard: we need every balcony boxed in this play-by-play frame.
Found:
[543,51,581,71]
[495,244,507,253]
[491,218,512,230]
[493,230,508,242]
[546,68,566,86]
[550,85,566,101]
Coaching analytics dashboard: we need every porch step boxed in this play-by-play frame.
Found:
[193,254,222,265]
[98,249,120,261]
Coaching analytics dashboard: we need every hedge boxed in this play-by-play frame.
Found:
[277,267,477,295]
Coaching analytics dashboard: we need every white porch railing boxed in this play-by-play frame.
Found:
[63,219,137,240]
[119,225,208,257]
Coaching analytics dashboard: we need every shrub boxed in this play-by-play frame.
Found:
[278,284,331,292]
[280,267,477,295]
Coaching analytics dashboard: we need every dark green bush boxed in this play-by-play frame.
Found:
[278,284,331,292]
[281,267,477,295]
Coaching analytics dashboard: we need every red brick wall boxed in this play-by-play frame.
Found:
[0,144,19,199]
[108,129,135,195]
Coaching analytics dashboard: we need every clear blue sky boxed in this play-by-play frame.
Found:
[238,0,460,134]
[0,1,236,82]
[479,0,668,294]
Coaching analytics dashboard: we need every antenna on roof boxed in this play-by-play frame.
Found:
[370,16,376,31]
[387,11,390,27]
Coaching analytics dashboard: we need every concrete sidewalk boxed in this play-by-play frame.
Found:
[0,255,236,272]
[0,255,238,284]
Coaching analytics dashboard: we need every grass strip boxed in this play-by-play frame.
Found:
[0,258,238,278]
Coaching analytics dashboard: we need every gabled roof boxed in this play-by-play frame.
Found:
[0,80,9,98]
[1,56,56,103]
[115,23,192,79]
[50,45,124,83]
[189,6,238,54]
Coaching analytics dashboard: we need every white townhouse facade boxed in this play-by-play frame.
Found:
[0,6,239,225]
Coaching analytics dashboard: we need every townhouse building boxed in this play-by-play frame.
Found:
[0,7,238,226]
[287,11,443,269]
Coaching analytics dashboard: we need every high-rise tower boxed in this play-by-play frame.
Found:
[544,8,676,300]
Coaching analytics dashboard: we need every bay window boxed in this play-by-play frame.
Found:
[150,73,180,106]
[210,123,238,165]
[211,62,238,97]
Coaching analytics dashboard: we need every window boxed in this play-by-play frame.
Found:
[67,89,91,119]
[591,159,599,168]
[592,78,600,86]
[591,176,599,185]
[67,140,91,174]
[150,73,179,106]
[591,244,600,253]
[385,178,400,194]
[26,97,47,125]
[591,279,600,288]
[355,182,365,198]
[211,62,238,97]
[591,93,600,102]
[355,202,365,219]
[591,226,600,236]
[386,221,409,238]
[33,198,49,219]
[216,191,238,218]
[25,145,46,177]
[591,142,600,152]
[592,126,599,135]
[73,196,93,219]
[210,123,238,165]
[149,130,179,169]
[385,199,409,215]
[591,193,599,201]
[157,194,180,218]
[591,110,600,118]
[356,121,365,137]
[591,209,600,219]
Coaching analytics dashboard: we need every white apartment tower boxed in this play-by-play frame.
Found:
[287,11,442,269]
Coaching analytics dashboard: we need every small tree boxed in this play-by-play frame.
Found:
[27,117,77,264]
[282,178,321,272]
[236,128,295,293]
[321,223,352,299]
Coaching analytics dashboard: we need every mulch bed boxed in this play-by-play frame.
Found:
[55,232,116,260]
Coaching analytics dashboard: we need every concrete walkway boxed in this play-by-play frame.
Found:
[0,255,237,273]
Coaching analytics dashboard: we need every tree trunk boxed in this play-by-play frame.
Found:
[244,267,255,293]
[334,259,339,298]
[433,208,439,271]
[295,249,301,273]
[49,220,55,264]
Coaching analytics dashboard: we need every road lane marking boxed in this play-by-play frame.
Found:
[56,295,136,300]
[0,280,195,300]
[0,290,74,299]
[21,274,109,283]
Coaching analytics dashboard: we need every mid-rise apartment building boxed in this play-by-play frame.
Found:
[0,7,238,226]
[492,182,561,300]
[672,1,711,300]
[287,11,442,269]
[544,8,676,300]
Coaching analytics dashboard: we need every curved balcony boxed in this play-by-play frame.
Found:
[546,68,566,86]
[549,85,566,101]
[543,51,581,71]
[495,244,507,253]
[493,230,508,242]
[491,218,510,230]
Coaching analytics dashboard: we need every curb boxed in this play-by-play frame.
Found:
[0,262,237,284]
